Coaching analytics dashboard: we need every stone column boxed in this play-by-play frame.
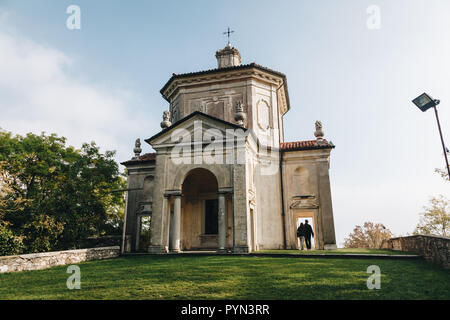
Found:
[218,191,227,252]
[171,193,182,252]
[162,195,170,253]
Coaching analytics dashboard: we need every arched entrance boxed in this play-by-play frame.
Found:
[181,168,219,250]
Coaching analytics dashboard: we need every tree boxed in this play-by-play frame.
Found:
[0,129,125,254]
[0,221,24,256]
[414,195,449,237]
[434,168,449,181]
[344,222,392,249]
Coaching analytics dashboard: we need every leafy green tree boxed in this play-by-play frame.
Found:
[0,129,125,254]
[0,221,24,256]
[414,195,449,237]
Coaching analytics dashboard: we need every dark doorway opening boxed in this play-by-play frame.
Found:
[205,199,218,235]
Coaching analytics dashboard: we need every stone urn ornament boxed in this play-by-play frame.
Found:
[133,138,142,159]
[160,110,172,129]
[314,121,324,139]
[234,100,246,126]
[314,120,327,145]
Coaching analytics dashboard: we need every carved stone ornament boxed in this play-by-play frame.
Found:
[133,138,142,159]
[314,120,324,140]
[290,196,318,209]
[160,110,172,129]
[234,100,246,126]
[199,101,206,113]
[257,99,270,131]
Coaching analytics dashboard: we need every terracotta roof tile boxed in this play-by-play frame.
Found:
[280,140,334,151]
[120,153,156,166]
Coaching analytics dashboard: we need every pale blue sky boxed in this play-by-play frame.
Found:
[0,0,449,245]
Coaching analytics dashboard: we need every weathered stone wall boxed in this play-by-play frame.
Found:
[381,235,449,269]
[0,246,120,273]
[281,148,336,250]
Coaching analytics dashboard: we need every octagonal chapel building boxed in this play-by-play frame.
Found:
[121,44,337,253]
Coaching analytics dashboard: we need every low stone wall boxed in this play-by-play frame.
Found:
[381,235,449,269]
[0,246,120,273]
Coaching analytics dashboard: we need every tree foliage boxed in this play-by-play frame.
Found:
[414,195,449,237]
[0,130,126,254]
[343,222,393,249]
[0,221,24,256]
[434,168,449,181]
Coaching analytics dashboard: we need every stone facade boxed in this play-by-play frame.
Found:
[381,235,449,269]
[0,246,120,273]
[121,44,337,253]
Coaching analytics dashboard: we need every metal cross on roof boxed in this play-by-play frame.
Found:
[223,27,234,45]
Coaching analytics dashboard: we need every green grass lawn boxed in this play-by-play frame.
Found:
[255,248,416,255]
[0,255,448,300]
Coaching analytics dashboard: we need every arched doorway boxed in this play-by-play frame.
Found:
[181,168,219,250]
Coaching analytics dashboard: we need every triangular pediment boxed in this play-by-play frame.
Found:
[146,111,248,148]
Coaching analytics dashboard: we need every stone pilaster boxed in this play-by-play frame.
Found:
[217,191,227,252]
[232,163,249,253]
[317,158,337,249]
[148,154,168,253]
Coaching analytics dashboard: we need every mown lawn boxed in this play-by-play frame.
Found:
[0,255,448,300]
[255,248,416,255]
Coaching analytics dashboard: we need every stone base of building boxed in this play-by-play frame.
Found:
[147,245,167,254]
[233,246,249,254]
[324,244,337,250]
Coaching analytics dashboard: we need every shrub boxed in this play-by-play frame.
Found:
[0,222,24,256]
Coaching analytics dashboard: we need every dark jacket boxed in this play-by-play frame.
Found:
[297,225,305,237]
[304,224,314,238]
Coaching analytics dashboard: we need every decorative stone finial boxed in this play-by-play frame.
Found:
[234,100,246,126]
[133,138,142,159]
[160,110,172,129]
[314,121,327,145]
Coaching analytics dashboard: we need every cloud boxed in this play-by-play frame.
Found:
[0,12,151,167]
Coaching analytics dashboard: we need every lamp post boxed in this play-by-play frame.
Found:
[412,93,450,180]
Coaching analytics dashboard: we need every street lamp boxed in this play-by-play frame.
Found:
[412,92,450,180]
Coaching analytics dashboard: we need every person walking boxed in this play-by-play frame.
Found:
[297,222,305,250]
[304,220,314,250]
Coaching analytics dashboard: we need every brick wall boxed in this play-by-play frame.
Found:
[381,235,449,269]
[0,246,120,273]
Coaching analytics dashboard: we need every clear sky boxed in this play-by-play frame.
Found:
[0,0,449,246]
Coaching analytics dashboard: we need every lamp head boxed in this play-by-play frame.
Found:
[412,93,438,112]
